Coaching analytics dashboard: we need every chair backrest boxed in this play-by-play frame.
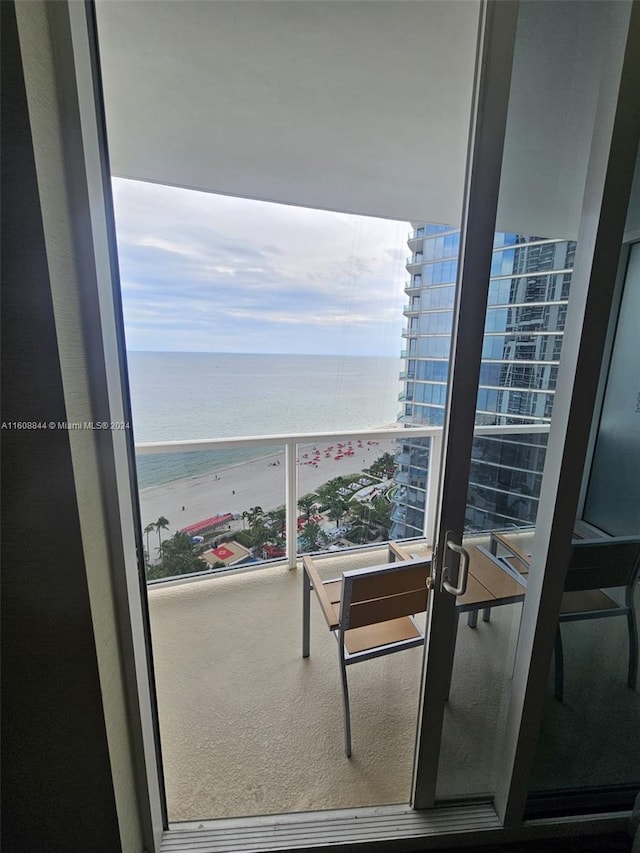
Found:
[339,559,430,630]
[564,537,640,592]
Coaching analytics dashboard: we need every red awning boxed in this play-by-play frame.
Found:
[181,513,233,536]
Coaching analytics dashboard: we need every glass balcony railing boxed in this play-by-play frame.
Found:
[136,423,549,585]
[136,426,435,583]
[402,326,420,338]
[406,254,424,267]
[407,228,426,242]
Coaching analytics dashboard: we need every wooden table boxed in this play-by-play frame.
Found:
[389,539,527,627]
[389,539,527,695]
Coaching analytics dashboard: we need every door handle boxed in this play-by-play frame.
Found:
[441,535,470,597]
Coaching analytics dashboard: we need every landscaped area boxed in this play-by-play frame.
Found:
[144,448,399,581]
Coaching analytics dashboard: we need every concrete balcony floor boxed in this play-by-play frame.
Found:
[148,548,639,823]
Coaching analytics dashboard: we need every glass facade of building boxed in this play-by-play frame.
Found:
[391,225,576,537]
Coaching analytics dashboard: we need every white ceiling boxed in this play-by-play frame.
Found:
[95,0,480,225]
[96,1,619,239]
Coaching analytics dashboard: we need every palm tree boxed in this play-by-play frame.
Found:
[248,519,270,556]
[266,506,286,536]
[243,506,263,529]
[143,523,155,561]
[155,516,170,551]
[298,521,328,554]
[325,495,351,528]
[157,531,204,578]
[297,493,316,522]
[348,496,392,543]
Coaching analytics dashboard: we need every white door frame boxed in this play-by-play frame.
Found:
[412,0,640,822]
[54,0,640,847]
[411,0,520,810]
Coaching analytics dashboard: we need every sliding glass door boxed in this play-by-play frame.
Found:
[411,0,640,817]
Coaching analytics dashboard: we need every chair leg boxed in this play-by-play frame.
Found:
[302,569,311,658]
[554,626,564,702]
[338,647,352,758]
[627,608,638,689]
[467,607,491,627]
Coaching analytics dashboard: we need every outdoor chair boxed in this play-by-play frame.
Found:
[302,554,431,757]
[491,534,640,701]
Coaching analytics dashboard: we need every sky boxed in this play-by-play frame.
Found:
[112,178,409,356]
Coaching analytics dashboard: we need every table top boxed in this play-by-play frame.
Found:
[460,545,526,609]
[388,540,433,562]
[389,539,526,610]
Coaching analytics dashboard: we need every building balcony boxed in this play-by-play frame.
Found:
[147,524,640,825]
[140,424,620,825]
[390,505,407,523]
[407,227,426,244]
[404,280,422,294]
[404,302,421,315]
[138,425,438,821]
[148,537,548,821]
[398,392,413,402]
[405,254,424,269]
[402,326,420,338]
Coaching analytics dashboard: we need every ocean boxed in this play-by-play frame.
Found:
[128,352,402,488]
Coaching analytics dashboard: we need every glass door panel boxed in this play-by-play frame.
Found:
[412,0,636,808]
[528,240,640,800]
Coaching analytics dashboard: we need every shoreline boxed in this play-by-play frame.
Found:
[138,434,401,537]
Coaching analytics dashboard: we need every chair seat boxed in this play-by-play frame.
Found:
[343,616,422,655]
[560,589,618,614]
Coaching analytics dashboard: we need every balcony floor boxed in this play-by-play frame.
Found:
[148,548,639,823]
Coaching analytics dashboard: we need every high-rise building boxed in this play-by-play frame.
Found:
[391,224,576,538]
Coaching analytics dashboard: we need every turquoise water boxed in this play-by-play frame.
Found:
[128,352,401,487]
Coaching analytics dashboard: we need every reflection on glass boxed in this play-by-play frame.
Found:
[398,216,574,797]
[529,536,640,794]
[529,238,640,799]
[424,0,619,800]
[584,243,640,537]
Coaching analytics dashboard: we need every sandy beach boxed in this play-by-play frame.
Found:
[139,437,400,536]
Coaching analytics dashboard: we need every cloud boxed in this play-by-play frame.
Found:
[112,179,409,355]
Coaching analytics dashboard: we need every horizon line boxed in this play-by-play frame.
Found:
[126,349,403,358]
